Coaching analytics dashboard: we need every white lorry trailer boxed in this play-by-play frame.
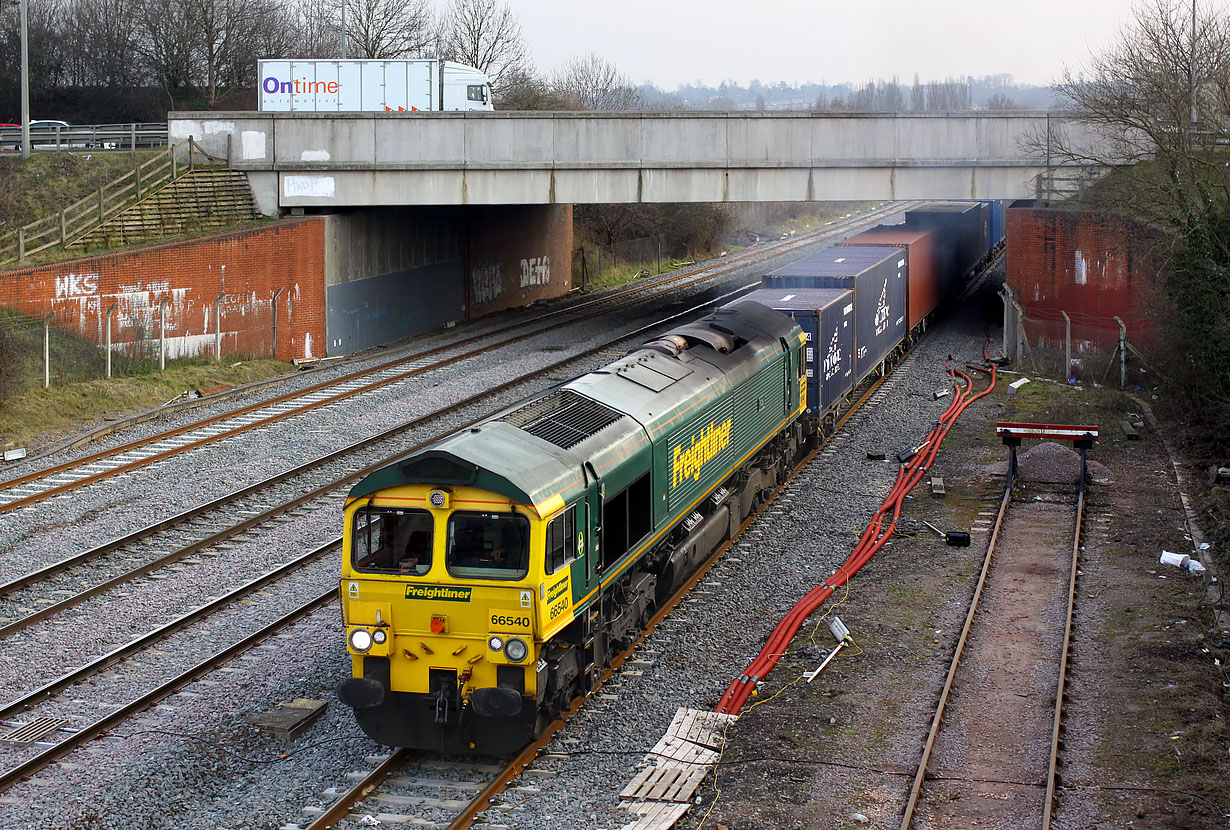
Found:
[258,60,493,112]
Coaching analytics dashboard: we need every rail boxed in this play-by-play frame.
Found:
[0,136,227,267]
[0,122,168,153]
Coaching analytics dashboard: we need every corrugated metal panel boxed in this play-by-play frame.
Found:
[324,258,465,355]
[839,225,942,330]
[733,288,853,414]
[762,247,905,383]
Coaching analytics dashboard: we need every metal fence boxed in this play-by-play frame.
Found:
[0,301,278,398]
[0,123,168,154]
[1001,286,1151,387]
[573,234,700,289]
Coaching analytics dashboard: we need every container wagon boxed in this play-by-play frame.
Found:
[838,225,942,332]
[761,246,906,384]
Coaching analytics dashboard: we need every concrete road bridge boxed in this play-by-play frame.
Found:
[170,110,1095,215]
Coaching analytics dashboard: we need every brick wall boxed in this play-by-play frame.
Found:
[1006,206,1168,350]
[467,204,574,316]
[0,220,327,361]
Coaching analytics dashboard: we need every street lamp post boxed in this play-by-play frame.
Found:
[20,0,30,160]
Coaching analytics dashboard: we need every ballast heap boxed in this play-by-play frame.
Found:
[337,301,808,753]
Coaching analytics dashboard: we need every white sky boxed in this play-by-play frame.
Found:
[509,0,1151,89]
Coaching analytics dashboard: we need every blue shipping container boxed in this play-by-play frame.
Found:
[734,288,854,415]
[762,246,906,383]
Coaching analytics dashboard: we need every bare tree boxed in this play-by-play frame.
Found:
[440,0,526,91]
[135,0,199,108]
[289,0,342,57]
[985,92,1015,110]
[1045,0,1230,437]
[552,53,641,111]
[344,0,433,59]
[495,64,566,110]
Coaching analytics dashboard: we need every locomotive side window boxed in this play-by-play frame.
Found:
[601,473,652,571]
[446,511,530,579]
[546,506,577,575]
[352,507,433,575]
[467,84,487,102]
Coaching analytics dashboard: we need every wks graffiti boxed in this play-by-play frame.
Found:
[55,273,99,298]
[471,263,504,306]
[520,256,550,288]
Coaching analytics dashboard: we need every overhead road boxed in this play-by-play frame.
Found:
[169,110,1103,213]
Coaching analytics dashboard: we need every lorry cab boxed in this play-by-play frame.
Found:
[442,61,493,111]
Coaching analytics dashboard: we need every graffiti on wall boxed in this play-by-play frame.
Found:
[471,262,504,306]
[520,256,550,288]
[54,272,99,298]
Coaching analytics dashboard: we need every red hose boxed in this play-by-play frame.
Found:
[714,362,997,716]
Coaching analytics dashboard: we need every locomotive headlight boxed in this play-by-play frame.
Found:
[488,635,504,652]
[504,637,529,663]
[349,628,373,653]
[372,629,387,645]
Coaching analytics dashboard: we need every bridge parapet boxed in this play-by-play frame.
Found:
[169,111,1101,210]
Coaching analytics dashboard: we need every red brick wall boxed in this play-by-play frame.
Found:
[0,220,327,361]
[1006,207,1167,350]
[467,204,574,316]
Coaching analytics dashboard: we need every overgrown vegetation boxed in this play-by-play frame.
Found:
[571,201,878,290]
[0,306,291,449]
[1046,0,1230,448]
[0,151,163,233]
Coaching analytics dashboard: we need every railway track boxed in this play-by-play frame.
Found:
[0,281,774,649]
[304,244,1010,830]
[302,293,949,830]
[899,430,1093,830]
[0,282,822,801]
[0,201,917,516]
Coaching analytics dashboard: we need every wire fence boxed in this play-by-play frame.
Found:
[0,301,278,400]
[1002,288,1154,387]
[573,234,703,289]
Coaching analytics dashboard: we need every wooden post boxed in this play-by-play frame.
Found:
[98,187,104,224]
[130,122,136,152]
[189,137,195,172]
[134,156,142,200]
[226,133,232,169]
[59,210,66,246]
[18,228,25,261]
[172,147,178,179]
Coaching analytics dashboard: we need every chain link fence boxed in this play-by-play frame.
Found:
[573,234,703,289]
[0,299,278,401]
[1002,288,1154,387]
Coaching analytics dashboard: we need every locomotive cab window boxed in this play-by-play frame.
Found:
[546,506,578,575]
[446,512,530,579]
[352,507,433,575]
[601,474,652,571]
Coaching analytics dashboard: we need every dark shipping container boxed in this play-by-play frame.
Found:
[762,246,905,383]
[904,202,988,292]
[734,288,854,414]
[988,199,1008,246]
[838,225,941,331]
